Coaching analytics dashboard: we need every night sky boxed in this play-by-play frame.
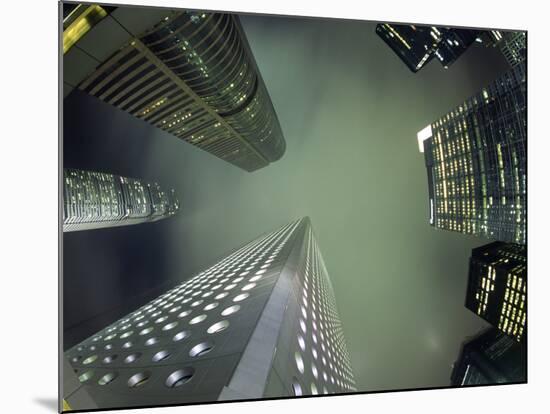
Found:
[63,12,512,392]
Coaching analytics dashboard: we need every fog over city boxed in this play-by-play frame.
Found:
[63,13,511,391]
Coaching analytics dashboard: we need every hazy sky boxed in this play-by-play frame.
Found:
[63,13,512,392]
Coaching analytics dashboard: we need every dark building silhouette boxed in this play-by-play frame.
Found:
[375,23,479,72]
[63,5,285,172]
[63,168,179,232]
[418,63,526,244]
[495,31,527,68]
[465,242,526,342]
[63,218,355,410]
[450,327,526,386]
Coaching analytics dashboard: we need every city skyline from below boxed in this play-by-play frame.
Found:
[62,2,525,404]
[63,168,179,232]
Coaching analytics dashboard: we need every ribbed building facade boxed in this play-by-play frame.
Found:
[66,8,285,172]
[465,242,526,342]
[375,23,479,72]
[419,63,526,244]
[450,327,526,386]
[63,218,355,410]
[63,168,179,232]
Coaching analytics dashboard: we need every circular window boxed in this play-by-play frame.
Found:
[155,316,168,324]
[139,327,154,336]
[221,305,240,316]
[189,314,207,325]
[162,322,178,331]
[122,341,133,349]
[189,341,214,357]
[294,352,304,374]
[292,378,303,396]
[102,355,117,364]
[204,302,219,311]
[297,335,306,351]
[165,368,195,388]
[152,350,171,362]
[214,292,229,300]
[119,331,134,339]
[178,310,192,318]
[127,372,150,388]
[173,330,191,342]
[82,355,98,365]
[312,363,318,379]
[311,383,318,394]
[169,306,182,314]
[242,283,256,291]
[145,337,159,347]
[207,320,229,334]
[233,293,249,302]
[124,353,141,364]
[98,372,117,386]
[191,300,203,308]
[78,370,94,383]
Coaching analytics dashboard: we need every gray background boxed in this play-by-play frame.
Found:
[63,13,511,392]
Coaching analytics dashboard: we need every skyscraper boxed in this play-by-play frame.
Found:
[465,242,526,342]
[63,218,356,410]
[418,62,526,244]
[375,23,479,72]
[450,327,526,386]
[63,168,179,232]
[498,32,527,68]
[478,30,527,68]
[63,6,286,172]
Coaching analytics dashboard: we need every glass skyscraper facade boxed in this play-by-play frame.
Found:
[64,7,286,172]
[63,168,179,232]
[450,327,526,386]
[465,242,526,342]
[418,62,526,244]
[375,23,479,72]
[63,218,355,410]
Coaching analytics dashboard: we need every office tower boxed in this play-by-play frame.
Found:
[63,168,179,232]
[465,242,526,342]
[450,327,526,386]
[62,5,286,172]
[498,32,527,68]
[418,62,526,244]
[63,218,356,410]
[477,30,527,68]
[375,23,479,72]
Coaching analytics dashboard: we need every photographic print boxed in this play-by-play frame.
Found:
[61,2,527,412]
